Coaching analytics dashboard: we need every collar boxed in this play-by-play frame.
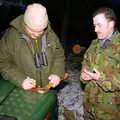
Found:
[96,30,118,48]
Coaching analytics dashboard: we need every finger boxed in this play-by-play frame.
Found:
[82,71,93,78]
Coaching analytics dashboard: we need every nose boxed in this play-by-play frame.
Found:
[30,33,39,39]
[34,32,41,36]
[32,32,42,38]
[31,31,44,39]
[94,26,99,32]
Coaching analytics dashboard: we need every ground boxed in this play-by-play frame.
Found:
[57,54,84,120]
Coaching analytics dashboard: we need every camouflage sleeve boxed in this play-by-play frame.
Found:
[80,52,90,84]
[80,41,95,84]
[96,79,120,92]
[95,59,120,92]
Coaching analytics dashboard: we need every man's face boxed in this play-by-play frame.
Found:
[93,13,114,39]
[25,24,47,39]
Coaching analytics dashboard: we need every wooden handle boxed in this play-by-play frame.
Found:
[30,73,69,93]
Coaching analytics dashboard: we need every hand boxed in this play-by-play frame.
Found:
[22,77,36,90]
[81,68,100,81]
[48,74,61,87]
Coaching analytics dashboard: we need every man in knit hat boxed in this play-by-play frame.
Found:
[0,3,65,119]
[0,3,65,90]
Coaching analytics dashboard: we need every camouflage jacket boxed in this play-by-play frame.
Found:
[80,31,120,119]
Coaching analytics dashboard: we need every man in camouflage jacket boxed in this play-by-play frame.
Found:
[80,7,120,120]
[0,3,65,90]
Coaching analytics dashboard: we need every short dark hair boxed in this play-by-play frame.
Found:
[93,7,117,22]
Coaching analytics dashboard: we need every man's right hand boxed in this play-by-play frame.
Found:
[81,68,100,81]
[22,77,36,90]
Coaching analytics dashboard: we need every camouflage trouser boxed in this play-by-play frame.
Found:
[84,104,120,120]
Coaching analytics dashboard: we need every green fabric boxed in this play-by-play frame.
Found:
[0,78,57,120]
[80,32,120,119]
[0,77,15,103]
[0,15,65,87]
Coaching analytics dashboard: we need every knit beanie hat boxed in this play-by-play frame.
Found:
[24,3,48,30]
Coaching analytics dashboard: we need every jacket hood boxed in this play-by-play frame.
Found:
[10,15,25,34]
[10,14,51,35]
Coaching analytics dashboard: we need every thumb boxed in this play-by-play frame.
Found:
[93,68,100,74]
[48,75,53,80]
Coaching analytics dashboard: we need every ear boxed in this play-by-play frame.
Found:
[109,20,115,28]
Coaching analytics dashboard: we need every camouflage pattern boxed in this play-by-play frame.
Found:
[80,31,120,120]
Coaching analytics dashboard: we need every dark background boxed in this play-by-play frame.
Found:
[0,0,120,55]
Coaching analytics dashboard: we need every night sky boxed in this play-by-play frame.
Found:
[0,0,120,54]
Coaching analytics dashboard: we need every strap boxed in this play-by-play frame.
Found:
[41,34,47,53]
[21,34,35,55]
[38,34,48,67]
[20,33,48,67]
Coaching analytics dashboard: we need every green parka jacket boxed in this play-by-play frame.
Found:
[80,31,120,119]
[0,15,65,88]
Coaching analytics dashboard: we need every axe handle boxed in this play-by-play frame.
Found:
[30,73,69,93]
